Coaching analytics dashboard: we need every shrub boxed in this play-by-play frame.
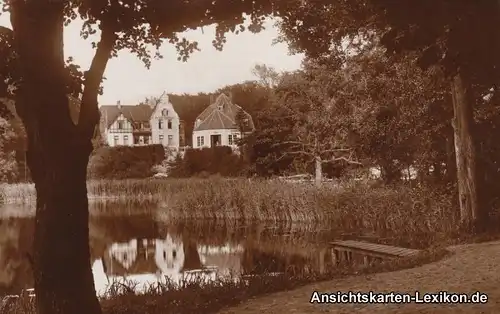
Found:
[88,145,165,179]
[169,147,247,177]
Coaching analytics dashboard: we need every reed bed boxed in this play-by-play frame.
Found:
[0,178,457,245]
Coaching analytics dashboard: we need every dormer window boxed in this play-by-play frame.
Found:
[162,109,168,117]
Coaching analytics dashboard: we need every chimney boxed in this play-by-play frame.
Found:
[160,91,169,104]
[117,100,121,109]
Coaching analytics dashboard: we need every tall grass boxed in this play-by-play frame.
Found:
[0,178,457,242]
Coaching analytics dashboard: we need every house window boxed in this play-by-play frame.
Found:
[168,135,173,145]
[233,134,238,141]
[228,134,233,145]
[139,123,144,130]
[159,135,164,144]
[197,136,205,147]
[167,120,172,129]
[118,120,124,130]
[158,119,164,129]
[139,136,144,145]
[162,109,168,117]
[114,135,119,146]
[123,135,129,146]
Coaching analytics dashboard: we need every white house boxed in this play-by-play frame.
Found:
[150,94,182,149]
[192,93,254,149]
[99,92,184,150]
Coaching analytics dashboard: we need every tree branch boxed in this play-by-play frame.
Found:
[276,150,314,161]
[273,140,314,148]
[322,156,362,165]
[78,25,117,139]
[321,148,352,154]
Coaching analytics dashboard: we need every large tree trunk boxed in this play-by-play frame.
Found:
[450,71,482,232]
[28,139,101,314]
[10,1,111,313]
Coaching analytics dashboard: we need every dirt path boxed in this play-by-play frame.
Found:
[219,241,500,314]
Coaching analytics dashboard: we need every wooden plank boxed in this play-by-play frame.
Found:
[330,240,420,257]
[331,242,419,257]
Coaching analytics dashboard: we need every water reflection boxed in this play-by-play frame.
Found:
[92,235,246,295]
[0,207,341,297]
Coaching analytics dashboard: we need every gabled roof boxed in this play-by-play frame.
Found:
[100,104,153,128]
[194,93,254,132]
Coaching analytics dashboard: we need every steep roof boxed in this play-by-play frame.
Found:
[100,104,153,128]
[194,93,254,132]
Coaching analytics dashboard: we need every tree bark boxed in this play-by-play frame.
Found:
[9,1,113,313]
[450,70,482,232]
[445,125,457,184]
[28,138,101,314]
[314,155,322,187]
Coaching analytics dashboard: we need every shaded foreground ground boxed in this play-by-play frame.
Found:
[219,240,500,314]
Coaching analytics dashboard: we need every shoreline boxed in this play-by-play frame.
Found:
[217,241,498,314]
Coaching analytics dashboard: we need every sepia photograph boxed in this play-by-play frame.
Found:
[0,0,498,313]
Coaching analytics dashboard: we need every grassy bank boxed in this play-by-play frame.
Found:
[3,246,449,314]
[0,178,457,244]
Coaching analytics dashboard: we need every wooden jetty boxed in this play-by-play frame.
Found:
[330,240,421,266]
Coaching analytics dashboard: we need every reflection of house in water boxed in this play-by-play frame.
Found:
[103,235,184,279]
[94,236,246,294]
[197,244,244,276]
[94,235,185,295]
[154,235,185,278]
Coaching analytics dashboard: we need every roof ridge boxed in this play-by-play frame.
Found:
[215,109,225,127]
[218,110,235,124]
[194,108,217,131]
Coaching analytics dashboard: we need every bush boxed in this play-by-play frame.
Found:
[169,147,247,177]
[88,145,165,179]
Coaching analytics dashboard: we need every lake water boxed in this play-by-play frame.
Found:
[0,209,349,297]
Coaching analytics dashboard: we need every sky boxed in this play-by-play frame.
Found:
[0,13,303,105]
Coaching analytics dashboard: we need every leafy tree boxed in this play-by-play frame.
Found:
[339,46,453,185]
[0,115,18,182]
[252,63,281,88]
[0,0,287,312]
[277,0,500,232]
[266,66,361,186]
